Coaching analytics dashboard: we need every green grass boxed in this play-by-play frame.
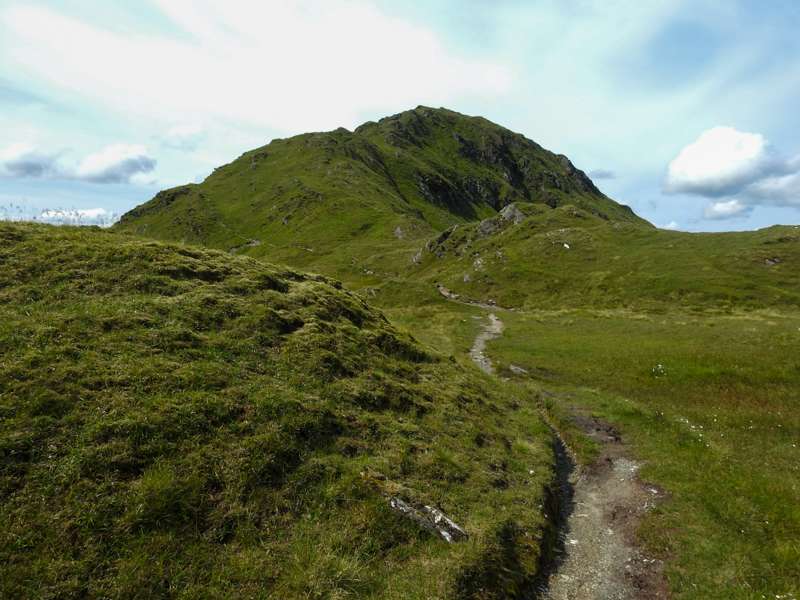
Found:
[480,308,800,598]
[409,204,800,311]
[386,300,800,598]
[113,106,643,284]
[11,104,800,598]
[0,222,558,599]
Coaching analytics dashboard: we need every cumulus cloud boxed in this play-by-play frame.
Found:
[75,144,156,183]
[665,126,800,219]
[0,143,60,177]
[703,199,749,220]
[662,220,679,230]
[0,143,156,184]
[664,126,780,197]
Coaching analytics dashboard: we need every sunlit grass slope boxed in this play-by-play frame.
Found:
[114,106,645,281]
[0,222,554,599]
[405,203,800,310]
[487,308,800,599]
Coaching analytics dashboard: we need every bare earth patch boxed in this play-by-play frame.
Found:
[469,313,504,374]
[542,414,669,600]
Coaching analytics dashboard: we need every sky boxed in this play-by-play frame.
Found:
[1,0,799,230]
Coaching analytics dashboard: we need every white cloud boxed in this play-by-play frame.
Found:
[1,142,156,184]
[75,144,156,183]
[703,199,749,219]
[664,126,777,197]
[662,220,679,230]
[665,126,800,219]
[1,2,513,135]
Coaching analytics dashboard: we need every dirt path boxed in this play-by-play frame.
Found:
[469,313,504,374]
[464,311,668,599]
[540,415,668,599]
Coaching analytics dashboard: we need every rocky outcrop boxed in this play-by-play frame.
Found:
[499,203,527,225]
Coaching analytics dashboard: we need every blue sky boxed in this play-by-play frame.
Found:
[1,0,799,230]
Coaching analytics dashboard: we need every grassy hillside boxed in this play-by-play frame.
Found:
[383,297,800,599]
[401,202,800,310]
[0,222,556,600]
[489,309,800,598]
[114,107,645,281]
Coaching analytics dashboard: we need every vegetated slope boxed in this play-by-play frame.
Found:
[0,222,554,599]
[114,106,646,280]
[405,202,800,310]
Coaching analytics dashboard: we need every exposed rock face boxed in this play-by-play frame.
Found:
[229,239,262,253]
[472,202,528,241]
[437,284,460,300]
[476,217,504,238]
[426,225,458,258]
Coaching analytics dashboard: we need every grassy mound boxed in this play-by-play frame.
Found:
[407,202,800,310]
[0,223,552,599]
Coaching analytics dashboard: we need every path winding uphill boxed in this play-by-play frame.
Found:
[466,312,668,599]
[469,313,504,374]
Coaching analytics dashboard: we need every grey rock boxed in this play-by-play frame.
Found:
[229,239,262,253]
[499,203,526,224]
[509,364,528,376]
[389,497,468,543]
[437,284,460,300]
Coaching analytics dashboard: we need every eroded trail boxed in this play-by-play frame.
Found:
[466,312,668,599]
[541,416,668,599]
[469,313,503,374]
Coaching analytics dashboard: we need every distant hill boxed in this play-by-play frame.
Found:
[115,107,647,278]
[115,107,800,312]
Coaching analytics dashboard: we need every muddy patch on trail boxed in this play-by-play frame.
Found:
[539,414,669,600]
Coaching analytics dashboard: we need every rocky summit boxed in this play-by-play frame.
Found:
[114,107,645,276]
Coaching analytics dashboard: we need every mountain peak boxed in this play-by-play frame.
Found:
[116,107,647,276]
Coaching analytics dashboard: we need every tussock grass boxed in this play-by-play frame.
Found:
[0,222,555,599]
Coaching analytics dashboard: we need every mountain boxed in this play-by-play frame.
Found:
[0,222,555,599]
[115,107,800,314]
[114,107,647,280]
